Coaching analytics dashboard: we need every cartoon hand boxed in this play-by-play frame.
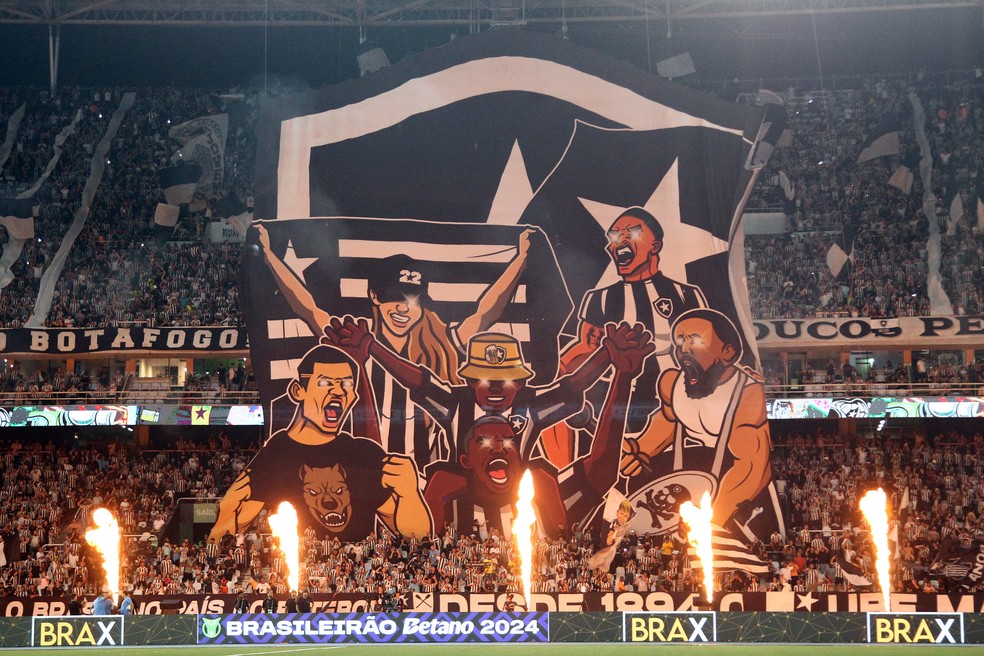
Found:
[380,454,420,499]
[322,315,374,363]
[603,322,656,374]
[620,436,651,477]
[517,229,535,258]
[256,224,271,252]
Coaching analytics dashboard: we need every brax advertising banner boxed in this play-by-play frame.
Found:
[234,30,784,572]
[197,612,548,644]
[31,616,124,648]
[866,613,965,644]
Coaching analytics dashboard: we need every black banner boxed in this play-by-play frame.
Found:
[0,327,247,354]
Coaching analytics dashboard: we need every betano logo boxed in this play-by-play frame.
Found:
[625,611,716,643]
[34,618,123,647]
[867,613,964,644]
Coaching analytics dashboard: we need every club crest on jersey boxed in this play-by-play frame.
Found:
[654,297,674,319]
[508,414,528,433]
[484,344,507,365]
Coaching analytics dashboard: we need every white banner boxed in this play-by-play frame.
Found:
[207,217,247,243]
[754,315,984,348]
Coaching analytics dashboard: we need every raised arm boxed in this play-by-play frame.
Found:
[453,229,533,348]
[324,316,455,428]
[209,471,263,541]
[351,362,381,444]
[257,224,331,334]
[581,323,654,494]
[558,321,606,375]
[377,454,433,537]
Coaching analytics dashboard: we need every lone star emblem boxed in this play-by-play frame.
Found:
[654,297,674,319]
[795,592,818,611]
[509,414,528,433]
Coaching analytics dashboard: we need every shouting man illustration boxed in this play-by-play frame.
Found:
[619,309,784,562]
[210,345,431,541]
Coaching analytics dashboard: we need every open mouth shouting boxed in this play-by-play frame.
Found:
[486,458,510,487]
[318,507,349,529]
[681,359,703,387]
[614,243,635,267]
[322,398,345,427]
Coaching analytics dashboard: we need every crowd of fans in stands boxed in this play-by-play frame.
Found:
[745,72,982,319]
[0,87,254,328]
[761,357,984,396]
[4,427,984,602]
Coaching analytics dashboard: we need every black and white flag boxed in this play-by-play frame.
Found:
[826,225,856,280]
[170,114,227,201]
[160,162,203,206]
[945,186,965,233]
[0,198,34,240]
[858,117,901,163]
[241,219,571,428]
[241,32,782,555]
[887,165,914,194]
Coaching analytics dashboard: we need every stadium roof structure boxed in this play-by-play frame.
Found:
[0,0,980,28]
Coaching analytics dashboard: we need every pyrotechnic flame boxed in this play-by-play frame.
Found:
[680,491,714,604]
[268,501,301,593]
[859,488,892,611]
[513,469,537,603]
[85,508,121,602]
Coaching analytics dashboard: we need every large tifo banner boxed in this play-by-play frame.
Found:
[228,31,782,567]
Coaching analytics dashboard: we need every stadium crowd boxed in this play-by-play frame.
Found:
[761,356,984,396]
[3,427,984,602]
[744,72,983,320]
[0,87,255,329]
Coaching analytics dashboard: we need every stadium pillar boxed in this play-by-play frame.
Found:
[134,425,150,447]
[48,24,60,92]
[65,358,75,376]
[966,349,975,368]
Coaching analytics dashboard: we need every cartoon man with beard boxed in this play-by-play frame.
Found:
[210,345,431,541]
[619,309,784,555]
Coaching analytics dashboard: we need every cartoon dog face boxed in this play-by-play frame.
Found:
[299,464,351,533]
